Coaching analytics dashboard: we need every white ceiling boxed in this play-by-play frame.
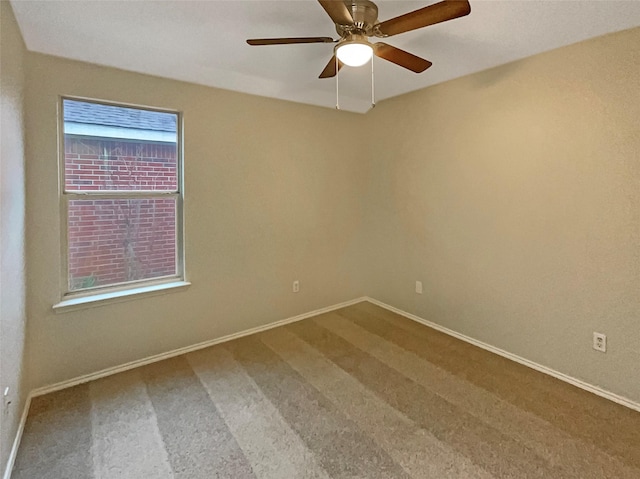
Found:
[10,0,640,113]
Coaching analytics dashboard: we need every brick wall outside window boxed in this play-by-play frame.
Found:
[65,136,177,290]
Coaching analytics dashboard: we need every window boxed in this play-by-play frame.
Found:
[59,98,184,302]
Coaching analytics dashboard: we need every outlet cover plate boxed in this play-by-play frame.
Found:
[593,332,606,353]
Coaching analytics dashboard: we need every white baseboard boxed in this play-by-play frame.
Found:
[31,296,368,398]
[365,297,640,413]
[3,394,32,479]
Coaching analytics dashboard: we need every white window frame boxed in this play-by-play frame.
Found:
[54,96,187,312]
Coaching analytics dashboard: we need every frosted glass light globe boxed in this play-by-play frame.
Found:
[336,42,373,67]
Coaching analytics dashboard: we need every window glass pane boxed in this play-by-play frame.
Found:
[63,99,177,191]
[68,198,177,291]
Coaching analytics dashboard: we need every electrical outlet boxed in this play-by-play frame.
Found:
[415,281,423,294]
[292,280,300,293]
[593,332,606,353]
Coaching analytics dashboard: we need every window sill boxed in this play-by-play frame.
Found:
[53,281,191,313]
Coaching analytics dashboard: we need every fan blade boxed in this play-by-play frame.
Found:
[319,55,344,78]
[318,0,354,25]
[247,37,334,46]
[376,0,470,37]
[374,43,432,73]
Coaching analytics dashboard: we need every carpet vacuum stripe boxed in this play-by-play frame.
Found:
[187,346,331,479]
[260,326,494,479]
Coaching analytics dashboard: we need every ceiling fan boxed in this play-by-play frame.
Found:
[247,0,471,78]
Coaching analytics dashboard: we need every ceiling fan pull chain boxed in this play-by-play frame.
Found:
[371,55,376,109]
[335,55,341,110]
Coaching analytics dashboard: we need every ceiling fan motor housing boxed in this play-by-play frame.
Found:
[336,0,379,36]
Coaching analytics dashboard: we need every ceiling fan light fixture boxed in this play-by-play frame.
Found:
[336,36,373,67]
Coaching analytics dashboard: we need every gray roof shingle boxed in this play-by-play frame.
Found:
[63,99,176,132]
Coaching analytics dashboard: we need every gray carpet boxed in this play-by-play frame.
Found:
[12,302,640,478]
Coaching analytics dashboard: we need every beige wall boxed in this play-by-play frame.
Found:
[0,0,28,471]
[364,27,640,402]
[25,53,369,390]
